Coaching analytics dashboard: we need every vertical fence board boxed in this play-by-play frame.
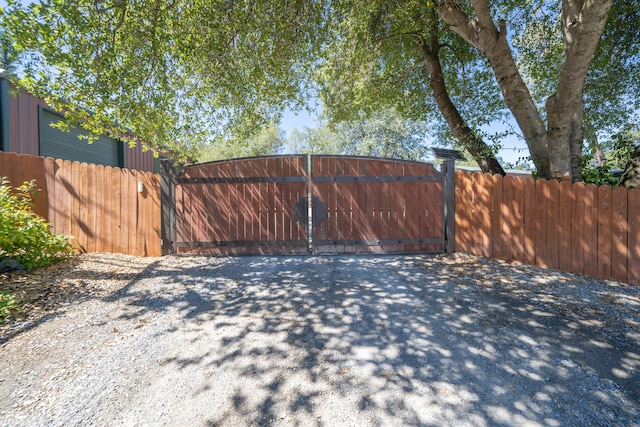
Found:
[522,178,537,265]
[501,176,514,261]
[491,174,503,259]
[57,160,73,238]
[512,177,526,263]
[71,162,83,252]
[86,163,97,253]
[335,158,349,252]
[43,157,56,223]
[379,161,394,252]
[611,187,628,282]
[430,171,443,253]
[597,185,612,279]
[470,172,481,256]
[455,172,472,253]
[78,162,89,253]
[570,183,585,275]
[558,181,572,272]
[94,165,104,253]
[128,168,139,255]
[150,173,162,256]
[404,163,420,252]
[472,172,489,257]
[535,179,549,268]
[546,180,559,270]
[628,189,640,285]
[103,167,115,253]
[111,168,123,255]
[345,158,360,253]
[583,185,598,278]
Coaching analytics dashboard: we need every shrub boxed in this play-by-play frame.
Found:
[0,177,73,270]
[0,290,21,324]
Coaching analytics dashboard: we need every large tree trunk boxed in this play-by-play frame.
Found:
[436,0,613,181]
[417,22,506,175]
[618,145,640,189]
[436,0,549,177]
[569,101,584,182]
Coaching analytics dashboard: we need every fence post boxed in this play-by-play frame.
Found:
[442,159,456,253]
[160,158,176,255]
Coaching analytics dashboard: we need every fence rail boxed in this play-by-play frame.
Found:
[455,171,640,285]
[1,151,161,257]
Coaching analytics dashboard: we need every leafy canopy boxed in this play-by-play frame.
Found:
[2,0,637,172]
[2,0,327,161]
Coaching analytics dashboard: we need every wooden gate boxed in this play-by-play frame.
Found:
[173,156,309,255]
[165,155,453,255]
[311,156,447,254]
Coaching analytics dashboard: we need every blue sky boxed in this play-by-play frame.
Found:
[280,107,530,166]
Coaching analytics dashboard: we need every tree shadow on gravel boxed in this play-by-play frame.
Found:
[99,254,639,427]
[0,254,164,344]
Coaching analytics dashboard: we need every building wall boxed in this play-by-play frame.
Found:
[0,77,155,172]
[7,80,45,156]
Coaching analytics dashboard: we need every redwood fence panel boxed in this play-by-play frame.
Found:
[455,171,640,285]
[629,189,640,285]
[0,151,161,257]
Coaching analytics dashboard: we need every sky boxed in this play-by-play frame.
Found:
[279,107,531,167]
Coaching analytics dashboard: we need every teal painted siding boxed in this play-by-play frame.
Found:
[39,108,122,167]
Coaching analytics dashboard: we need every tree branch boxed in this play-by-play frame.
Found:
[435,1,479,48]
[470,0,497,33]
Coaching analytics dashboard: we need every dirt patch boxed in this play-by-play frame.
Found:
[1,253,639,426]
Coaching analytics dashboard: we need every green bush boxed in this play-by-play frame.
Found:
[0,177,73,270]
[0,290,21,324]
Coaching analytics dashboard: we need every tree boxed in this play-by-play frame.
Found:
[284,109,431,161]
[319,0,638,180]
[1,0,327,161]
[332,110,430,161]
[318,1,507,174]
[435,0,614,180]
[285,126,342,156]
[0,28,18,74]
[3,1,635,177]
[198,123,286,162]
[615,126,640,189]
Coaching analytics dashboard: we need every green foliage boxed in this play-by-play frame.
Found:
[581,126,639,185]
[317,1,506,148]
[2,0,636,172]
[198,123,287,162]
[509,0,639,144]
[0,290,21,324]
[284,109,430,161]
[332,110,430,161]
[0,27,19,74]
[286,125,342,156]
[2,0,328,161]
[0,178,73,270]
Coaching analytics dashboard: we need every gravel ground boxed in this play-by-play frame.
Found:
[1,252,639,426]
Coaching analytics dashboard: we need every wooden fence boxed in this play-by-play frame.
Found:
[0,151,161,257]
[455,171,640,285]
[3,150,640,284]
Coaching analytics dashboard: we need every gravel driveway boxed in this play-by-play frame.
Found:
[1,253,639,426]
